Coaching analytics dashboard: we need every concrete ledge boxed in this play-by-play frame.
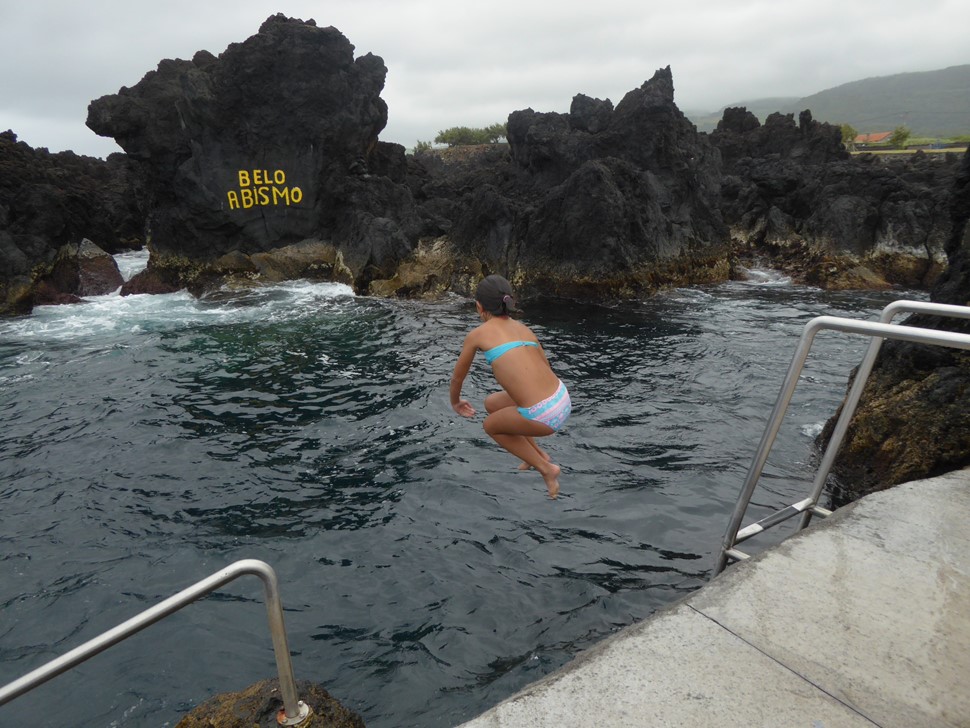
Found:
[458,468,970,728]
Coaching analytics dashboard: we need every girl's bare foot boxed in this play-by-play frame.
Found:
[539,463,561,499]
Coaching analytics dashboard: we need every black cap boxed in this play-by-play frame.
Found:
[475,274,517,316]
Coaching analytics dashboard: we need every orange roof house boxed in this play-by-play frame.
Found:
[854,131,892,144]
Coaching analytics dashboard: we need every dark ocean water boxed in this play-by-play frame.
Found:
[0,252,922,727]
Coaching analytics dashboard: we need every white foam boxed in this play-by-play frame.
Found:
[114,249,150,281]
[800,422,825,438]
[738,266,792,286]
[0,275,356,343]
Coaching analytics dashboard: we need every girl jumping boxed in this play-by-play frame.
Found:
[450,275,572,498]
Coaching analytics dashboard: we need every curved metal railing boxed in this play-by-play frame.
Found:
[713,300,970,577]
[0,559,312,726]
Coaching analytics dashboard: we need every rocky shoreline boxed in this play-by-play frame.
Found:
[3,15,965,315]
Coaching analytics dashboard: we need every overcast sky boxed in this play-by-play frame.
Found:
[2,0,967,158]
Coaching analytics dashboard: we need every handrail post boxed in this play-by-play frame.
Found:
[713,303,970,578]
[795,333,885,531]
[0,559,312,726]
[256,561,311,726]
[714,319,823,575]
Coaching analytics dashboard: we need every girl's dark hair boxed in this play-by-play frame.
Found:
[475,274,517,316]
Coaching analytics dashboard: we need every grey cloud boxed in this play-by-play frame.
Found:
[2,0,966,156]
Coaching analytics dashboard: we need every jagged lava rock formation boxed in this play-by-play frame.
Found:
[87,14,419,297]
[85,16,730,300]
[825,146,970,501]
[406,67,731,300]
[712,107,961,289]
[0,131,144,313]
[3,13,965,317]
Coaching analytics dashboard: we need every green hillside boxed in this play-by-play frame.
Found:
[688,64,970,137]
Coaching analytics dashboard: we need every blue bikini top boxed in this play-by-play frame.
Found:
[483,340,539,364]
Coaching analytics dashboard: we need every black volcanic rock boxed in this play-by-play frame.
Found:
[712,108,961,288]
[569,94,614,134]
[0,130,145,314]
[32,238,124,306]
[713,108,847,167]
[826,147,970,499]
[87,14,419,293]
[410,67,732,299]
[176,677,365,728]
[3,17,964,315]
[935,145,970,303]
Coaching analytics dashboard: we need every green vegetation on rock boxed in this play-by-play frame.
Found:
[433,123,507,146]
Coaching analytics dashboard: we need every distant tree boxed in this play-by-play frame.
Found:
[484,122,508,143]
[434,127,472,146]
[411,140,433,155]
[839,123,858,145]
[890,125,912,148]
[434,123,507,147]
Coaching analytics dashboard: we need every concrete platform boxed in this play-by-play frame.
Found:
[458,468,970,728]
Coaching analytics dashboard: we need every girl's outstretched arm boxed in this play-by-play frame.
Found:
[450,333,478,417]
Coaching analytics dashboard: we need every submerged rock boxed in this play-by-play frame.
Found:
[42,238,124,301]
[175,678,365,728]
[20,238,125,307]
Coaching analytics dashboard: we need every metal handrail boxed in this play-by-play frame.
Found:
[797,301,970,532]
[0,559,312,727]
[713,301,970,577]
